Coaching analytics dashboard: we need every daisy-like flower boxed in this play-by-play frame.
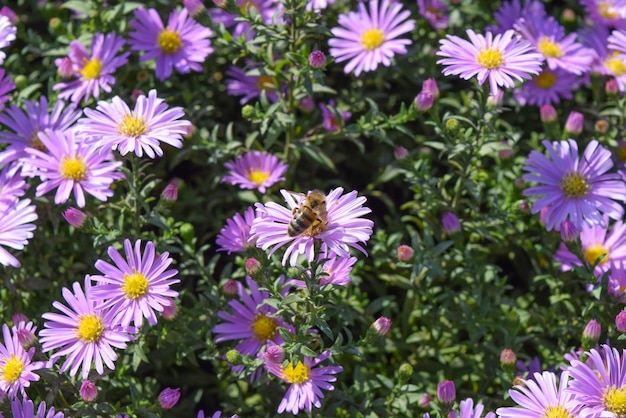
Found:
[24,129,123,208]
[291,252,357,287]
[90,239,180,327]
[221,151,288,193]
[0,68,14,110]
[0,15,16,65]
[251,188,374,266]
[224,63,280,105]
[264,350,343,414]
[417,0,449,31]
[213,276,293,375]
[128,7,213,81]
[496,371,578,417]
[328,0,415,76]
[581,0,626,30]
[52,33,129,103]
[78,89,192,158]
[210,0,283,40]
[437,29,543,95]
[10,398,64,418]
[567,344,626,417]
[522,139,626,231]
[488,0,546,34]
[216,206,257,254]
[0,324,44,398]
[319,101,351,132]
[0,96,81,159]
[513,68,580,106]
[0,198,37,268]
[39,279,136,379]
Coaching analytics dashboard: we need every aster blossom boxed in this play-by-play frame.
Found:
[437,29,543,94]
[52,32,129,103]
[24,129,123,208]
[328,0,415,76]
[224,63,280,105]
[39,279,136,379]
[128,7,213,81]
[210,0,283,40]
[250,187,374,266]
[0,15,15,65]
[522,139,626,231]
[78,89,192,158]
[221,151,288,193]
[10,398,64,418]
[0,324,45,398]
[513,68,579,106]
[263,350,343,415]
[90,239,180,327]
[0,198,37,268]
[216,206,257,254]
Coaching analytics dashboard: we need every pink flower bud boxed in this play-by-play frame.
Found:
[80,380,98,402]
[582,319,601,350]
[437,380,456,404]
[245,257,261,275]
[564,111,584,135]
[161,300,178,320]
[55,57,74,79]
[158,387,180,409]
[415,91,434,111]
[309,50,326,69]
[394,146,407,160]
[372,317,391,336]
[616,311,626,333]
[539,104,557,123]
[223,279,239,297]
[397,245,414,262]
[559,220,578,242]
[162,181,179,202]
[183,0,205,17]
[606,78,619,95]
[62,207,86,228]
[422,78,439,99]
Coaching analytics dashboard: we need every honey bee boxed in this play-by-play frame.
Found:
[287,189,329,237]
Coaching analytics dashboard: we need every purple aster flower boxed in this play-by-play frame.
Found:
[216,206,257,254]
[78,89,192,158]
[39,278,137,379]
[52,33,129,103]
[496,371,579,417]
[24,129,123,208]
[319,101,351,132]
[0,96,81,162]
[0,198,37,268]
[10,398,64,418]
[128,8,213,81]
[213,276,293,375]
[449,398,495,418]
[417,0,449,31]
[224,63,280,105]
[0,15,16,65]
[291,252,357,287]
[0,323,44,398]
[221,151,288,193]
[263,350,343,415]
[515,16,594,75]
[522,139,626,231]
[90,239,180,327]
[210,0,283,39]
[567,344,626,416]
[251,187,374,266]
[437,29,543,95]
[0,68,14,110]
[513,68,580,106]
[488,0,545,34]
[328,0,415,76]
[0,163,27,212]
[581,0,626,30]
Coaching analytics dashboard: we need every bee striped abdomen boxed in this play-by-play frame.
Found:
[288,207,318,237]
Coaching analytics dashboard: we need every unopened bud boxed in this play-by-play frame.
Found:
[242,104,254,119]
[500,348,517,374]
[161,181,179,202]
[441,212,460,234]
[595,119,608,134]
[158,387,180,409]
[539,104,557,123]
[418,393,432,409]
[262,344,285,364]
[616,311,626,333]
[422,78,439,100]
[63,207,86,228]
[559,220,578,242]
[55,57,74,79]
[445,118,459,132]
[415,91,433,112]
[437,380,456,404]
[372,317,391,336]
[582,319,601,350]
[245,257,261,276]
[80,380,98,402]
[161,300,178,320]
[564,111,584,136]
[309,50,326,69]
[183,0,205,17]
[222,279,239,297]
[606,78,619,96]
[397,245,414,262]
[397,363,413,385]
[394,146,407,160]
[226,349,243,365]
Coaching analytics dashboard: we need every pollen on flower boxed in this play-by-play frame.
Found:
[559,172,589,198]
[603,385,626,416]
[122,271,149,299]
[606,52,626,76]
[537,37,563,58]
[361,28,385,50]
[75,314,105,343]
[282,360,310,384]
[117,113,149,137]
[246,169,271,186]
[541,405,573,418]
[60,156,88,181]
[534,71,557,89]
[251,314,278,341]
[584,245,609,266]
[157,29,182,54]
[476,48,504,69]
[80,57,103,80]
[2,354,25,384]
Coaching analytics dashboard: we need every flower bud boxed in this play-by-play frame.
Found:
[242,104,254,119]
[226,349,243,365]
[394,146,407,160]
[161,300,178,320]
[183,0,205,17]
[48,17,63,34]
[309,50,326,69]
[487,90,504,107]
[55,57,74,79]
[0,7,18,25]
[564,111,584,136]
[14,322,37,348]
[397,363,413,385]
[437,380,456,404]
[559,220,578,242]
[561,7,576,22]
[595,119,608,134]
[245,257,261,276]
[419,393,432,409]
[397,245,414,262]
[445,118,459,133]
[500,348,517,374]
[582,319,601,350]
[180,222,195,244]
[262,344,285,364]
[222,279,239,297]
[539,104,557,123]
[616,311,626,333]
[441,212,460,234]
[415,91,434,112]
[63,207,86,228]
[422,78,439,100]
[518,199,530,212]
[606,78,619,96]
[80,380,98,402]
[372,317,391,336]
[299,96,315,113]
[158,387,180,409]
[12,313,28,325]
[161,181,179,202]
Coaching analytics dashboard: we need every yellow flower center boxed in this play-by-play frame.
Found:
[603,385,626,416]
[256,75,275,92]
[117,113,149,137]
[60,156,88,181]
[75,313,105,343]
[361,28,385,51]
[251,314,278,341]
[80,57,103,80]
[584,244,609,266]
[600,1,619,19]
[534,70,557,89]
[537,37,563,58]
[559,172,589,198]
[157,29,182,54]
[282,361,310,384]
[606,52,626,76]
[2,354,24,384]
[476,48,504,69]
[540,405,573,418]
[122,271,149,299]
[246,168,270,186]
